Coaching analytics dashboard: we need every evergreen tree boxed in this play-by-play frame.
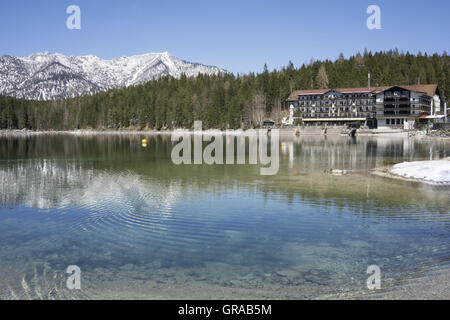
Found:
[0,50,448,131]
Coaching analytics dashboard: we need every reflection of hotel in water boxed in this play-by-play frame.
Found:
[279,137,443,170]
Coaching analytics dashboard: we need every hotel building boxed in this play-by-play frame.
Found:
[285,84,442,129]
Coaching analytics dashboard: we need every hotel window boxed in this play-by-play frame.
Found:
[386,119,390,125]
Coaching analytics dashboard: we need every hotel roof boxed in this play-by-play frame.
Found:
[287,84,438,101]
[399,84,439,98]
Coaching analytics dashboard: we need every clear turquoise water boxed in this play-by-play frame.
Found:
[0,134,448,299]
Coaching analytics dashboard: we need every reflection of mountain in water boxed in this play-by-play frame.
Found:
[0,134,448,217]
[0,159,183,212]
[0,135,449,300]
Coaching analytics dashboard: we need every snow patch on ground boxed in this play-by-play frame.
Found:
[391,158,450,183]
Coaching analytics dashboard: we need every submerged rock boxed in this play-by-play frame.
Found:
[327,169,349,176]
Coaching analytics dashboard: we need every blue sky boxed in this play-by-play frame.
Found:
[0,0,448,74]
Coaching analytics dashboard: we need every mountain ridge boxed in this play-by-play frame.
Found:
[0,52,225,100]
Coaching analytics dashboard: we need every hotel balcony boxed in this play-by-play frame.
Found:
[385,91,410,97]
[301,113,372,119]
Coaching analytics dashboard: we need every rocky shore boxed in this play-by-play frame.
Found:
[409,129,450,139]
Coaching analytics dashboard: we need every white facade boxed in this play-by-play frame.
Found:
[377,118,415,130]
[282,105,295,125]
[433,94,441,115]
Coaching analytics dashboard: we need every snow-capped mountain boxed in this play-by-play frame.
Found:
[0,52,225,100]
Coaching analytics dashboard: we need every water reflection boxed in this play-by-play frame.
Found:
[0,134,448,299]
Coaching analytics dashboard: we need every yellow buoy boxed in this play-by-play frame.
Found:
[141,139,148,147]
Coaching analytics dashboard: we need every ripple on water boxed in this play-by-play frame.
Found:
[0,136,449,299]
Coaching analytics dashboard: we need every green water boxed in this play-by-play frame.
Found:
[0,134,448,299]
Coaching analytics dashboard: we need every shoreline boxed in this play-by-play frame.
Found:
[1,128,449,139]
[0,129,173,136]
[360,265,450,300]
[371,167,450,186]
[371,158,450,186]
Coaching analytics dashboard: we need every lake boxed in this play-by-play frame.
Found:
[0,133,449,299]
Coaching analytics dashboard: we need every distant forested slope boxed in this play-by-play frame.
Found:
[1,49,448,130]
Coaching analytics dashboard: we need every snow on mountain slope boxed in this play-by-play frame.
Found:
[0,52,225,100]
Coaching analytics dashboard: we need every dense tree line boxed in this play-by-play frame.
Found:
[1,49,448,130]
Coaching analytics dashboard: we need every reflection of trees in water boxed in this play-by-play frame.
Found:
[0,135,448,218]
[0,134,174,160]
[1,134,447,166]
